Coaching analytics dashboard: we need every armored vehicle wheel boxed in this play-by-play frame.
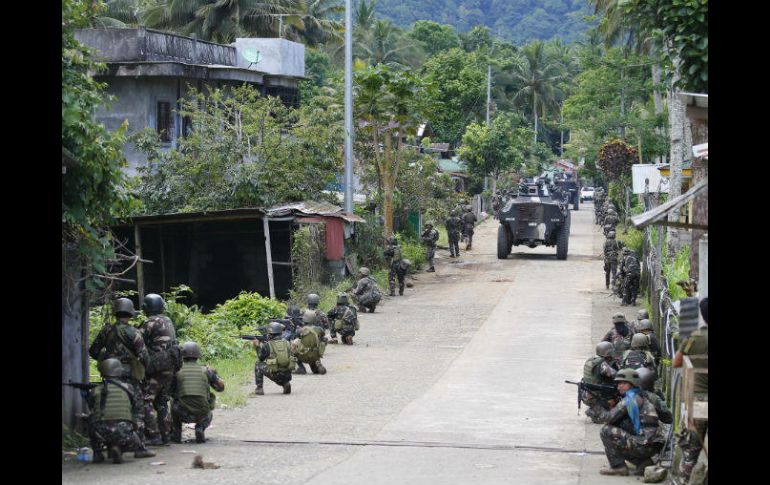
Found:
[497,225,509,259]
[573,196,579,211]
[556,222,569,260]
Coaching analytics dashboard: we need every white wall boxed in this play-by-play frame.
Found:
[232,38,305,77]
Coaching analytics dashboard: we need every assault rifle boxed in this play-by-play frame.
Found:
[236,334,268,342]
[564,380,618,411]
[63,382,99,390]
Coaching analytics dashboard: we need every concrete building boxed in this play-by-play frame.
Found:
[74,28,305,173]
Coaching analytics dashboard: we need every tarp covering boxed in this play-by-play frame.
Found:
[265,201,365,222]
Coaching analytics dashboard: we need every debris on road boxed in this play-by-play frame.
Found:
[193,456,220,469]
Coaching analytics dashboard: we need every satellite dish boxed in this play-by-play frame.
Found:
[241,48,262,68]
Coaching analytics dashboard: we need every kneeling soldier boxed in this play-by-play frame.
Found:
[327,293,360,345]
[170,342,225,444]
[291,324,327,375]
[254,322,297,395]
[87,358,153,464]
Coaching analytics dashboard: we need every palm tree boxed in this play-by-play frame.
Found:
[355,19,422,68]
[91,0,143,27]
[282,0,344,47]
[509,41,565,144]
[354,0,376,31]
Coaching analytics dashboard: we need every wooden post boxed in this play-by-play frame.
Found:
[159,226,166,291]
[263,217,276,299]
[134,224,145,304]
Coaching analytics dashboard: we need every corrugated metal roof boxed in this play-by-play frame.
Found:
[438,158,467,173]
[265,201,365,222]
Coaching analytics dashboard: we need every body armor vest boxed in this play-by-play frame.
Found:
[93,381,133,422]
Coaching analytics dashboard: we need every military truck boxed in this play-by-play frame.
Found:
[558,172,580,210]
[497,179,570,260]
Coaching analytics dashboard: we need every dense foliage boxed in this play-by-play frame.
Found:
[596,138,637,181]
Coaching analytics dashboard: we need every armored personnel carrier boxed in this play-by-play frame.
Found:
[497,179,571,260]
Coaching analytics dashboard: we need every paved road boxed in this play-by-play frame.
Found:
[63,203,640,484]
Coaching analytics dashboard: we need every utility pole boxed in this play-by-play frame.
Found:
[619,66,625,139]
[484,65,492,193]
[344,0,353,213]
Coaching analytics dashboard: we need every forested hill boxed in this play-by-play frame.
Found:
[374,0,594,44]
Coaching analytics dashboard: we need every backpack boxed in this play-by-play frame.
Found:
[622,350,651,369]
[267,340,296,372]
[147,343,182,375]
[107,325,145,381]
[368,278,382,303]
[626,256,640,275]
[392,246,402,261]
[582,356,605,385]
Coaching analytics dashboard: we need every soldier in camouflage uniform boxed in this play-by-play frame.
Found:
[350,267,382,313]
[620,334,656,374]
[88,298,155,457]
[282,304,303,341]
[86,358,151,464]
[620,248,641,306]
[637,367,673,424]
[420,222,439,272]
[602,313,635,362]
[603,231,623,289]
[672,297,708,481]
[291,310,328,374]
[138,293,179,445]
[598,369,665,476]
[170,342,225,444]
[636,319,661,364]
[582,342,620,424]
[303,293,331,332]
[253,322,297,395]
[445,210,463,258]
[632,309,649,332]
[384,236,406,296]
[461,207,477,250]
[327,293,359,345]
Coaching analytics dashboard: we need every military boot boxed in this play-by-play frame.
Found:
[108,445,124,464]
[133,447,156,459]
[633,458,654,476]
[599,466,629,476]
[146,435,164,446]
[311,361,327,375]
[255,386,264,395]
[282,383,292,394]
[92,450,105,463]
[170,430,182,444]
[161,432,171,445]
[195,427,206,444]
[427,267,435,273]
[294,362,307,374]
[399,284,404,296]
[344,335,354,345]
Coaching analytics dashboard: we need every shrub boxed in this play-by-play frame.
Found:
[617,225,644,254]
[400,238,427,272]
[208,291,287,330]
[663,245,691,301]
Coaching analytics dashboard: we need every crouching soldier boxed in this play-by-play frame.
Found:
[350,267,382,313]
[327,293,359,345]
[87,358,153,464]
[254,322,297,395]
[582,342,619,423]
[291,324,327,375]
[170,342,225,444]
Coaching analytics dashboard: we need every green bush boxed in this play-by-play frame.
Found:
[208,291,287,330]
[617,225,644,254]
[663,245,690,301]
[400,238,427,272]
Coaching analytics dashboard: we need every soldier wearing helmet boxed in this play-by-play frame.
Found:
[635,319,661,362]
[350,267,382,313]
[86,358,148,464]
[252,322,297,395]
[138,293,179,445]
[620,334,656,374]
[327,293,359,345]
[88,298,155,457]
[598,368,664,477]
[384,235,407,296]
[582,342,621,423]
[619,248,641,306]
[635,368,672,425]
[602,313,635,360]
[460,206,477,251]
[420,222,439,271]
[603,231,624,290]
[445,209,463,258]
[302,293,330,331]
[170,342,225,444]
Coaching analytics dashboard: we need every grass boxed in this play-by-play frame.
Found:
[207,352,256,408]
[62,424,89,451]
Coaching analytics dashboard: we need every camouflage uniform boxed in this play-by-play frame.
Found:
[138,314,178,442]
[420,226,439,270]
[86,380,144,455]
[461,210,477,249]
[582,356,619,423]
[677,327,708,479]
[621,252,641,306]
[328,304,359,341]
[445,214,463,258]
[603,238,623,289]
[170,362,224,442]
[600,391,665,471]
[602,322,635,361]
[254,336,295,391]
[590,389,672,425]
[352,276,382,313]
[303,307,330,332]
[89,321,151,444]
[384,241,406,295]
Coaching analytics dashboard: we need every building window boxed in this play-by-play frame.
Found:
[157,101,173,142]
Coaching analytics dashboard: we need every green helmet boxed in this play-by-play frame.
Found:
[596,341,614,357]
[612,312,626,324]
[607,231,616,239]
[622,247,632,254]
[636,367,656,391]
[631,333,650,349]
[306,293,320,308]
[614,368,641,386]
[113,298,136,317]
[267,322,285,336]
[302,309,318,325]
[142,293,165,315]
[359,267,370,277]
[98,358,123,378]
[401,259,412,268]
[337,292,349,305]
[286,304,301,318]
[636,309,649,320]
[638,319,653,332]
[181,342,201,359]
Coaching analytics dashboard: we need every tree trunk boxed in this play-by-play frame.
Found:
[652,64,666,165]
[533,97,539,144]
[666,86,685,256]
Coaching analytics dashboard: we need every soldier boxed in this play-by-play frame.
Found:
[621,248,641,306]
[88,298,155,457]
[598,368,665,476]
[491,191,503,220]
[328,293,359,345]
[303,293,331,331]
[672,297,708,481]
[282,304,303,340]
[620,334,656,375]
[350,267,382,313]
[636,367,673,424]
[604,208,619,232]
[602,313,635,361]
[253,322,297,395]
[603,231,623,290]
[461,207,477,250]
[636,319,661,363]
[170,342,225,444]
[291,323,328,374]
[138,293,180,445]
[87,358,150,464]
[445,210,463,258]
[582,342,620,424]
[420,222,439,272]
[384,236,406,296]
[632,309,649,332]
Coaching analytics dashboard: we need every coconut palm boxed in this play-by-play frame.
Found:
[283,0,344,47]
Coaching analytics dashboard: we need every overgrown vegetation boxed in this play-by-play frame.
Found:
[663,245,691,302]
